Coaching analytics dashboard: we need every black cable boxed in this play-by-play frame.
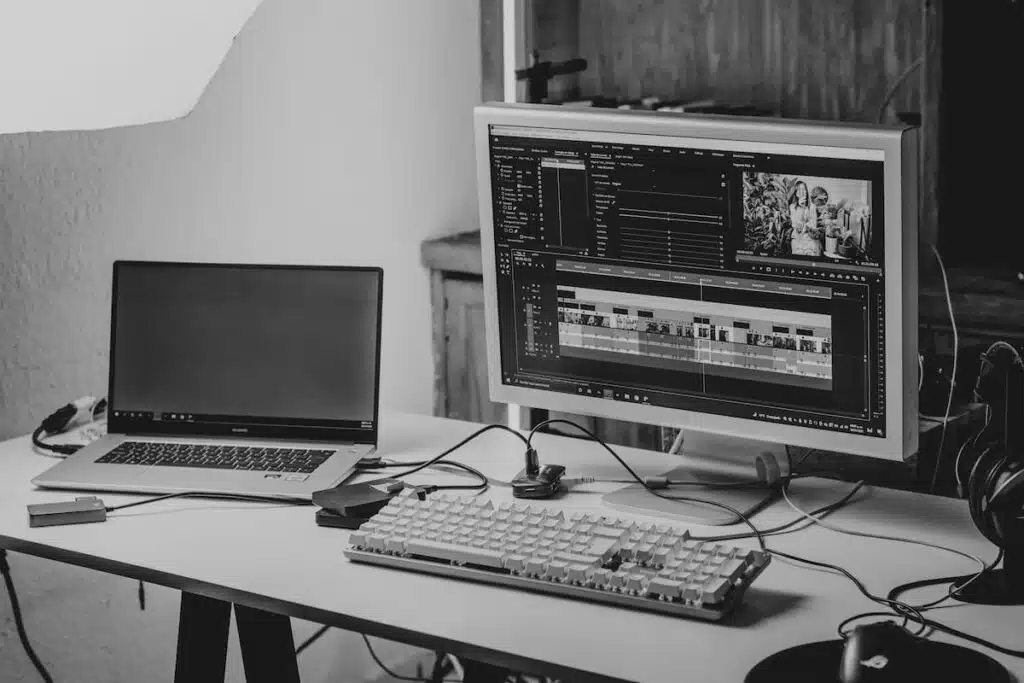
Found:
[359,460,428,469]
[295,624,331,655]
[0,550,55,683]
[427,462,489,491]
[389,424,530,481]
[836,611,918,639]
[528,419,648,484]
[31,399,107,457]
[886,548,1005,609]
[361,634,459,682]
[363,461,490,492]
[104,491,311,513]
[690,481,866,543]
[914,613,1024,658]
[31,426,80,457]
[770,547,927,635]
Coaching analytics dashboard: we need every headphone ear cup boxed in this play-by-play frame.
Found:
[967,447,1007,546]
[989,464,1024,544]
[990,462,1024,506]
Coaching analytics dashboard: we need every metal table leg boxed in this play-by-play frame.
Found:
[174,591,232,683]
[234,603,301,683]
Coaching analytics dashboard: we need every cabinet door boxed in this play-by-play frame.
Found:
[443,278,507,424]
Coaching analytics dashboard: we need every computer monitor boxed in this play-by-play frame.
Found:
[474,103,919,523]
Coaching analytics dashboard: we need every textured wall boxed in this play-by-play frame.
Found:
[0,0,481,440]
[0,0,480,680]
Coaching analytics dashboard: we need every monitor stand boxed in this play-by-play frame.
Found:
[601,429,787,526]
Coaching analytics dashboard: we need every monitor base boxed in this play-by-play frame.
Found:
[601,429,786,526]
[951,545,1024,605]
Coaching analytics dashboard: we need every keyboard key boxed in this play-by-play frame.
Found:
[504,555,527,572]
[551,551,601,566]
[524,559,547,576]
[566,564,590,583]
[589,568,612,587]
[626,574,648,593]
[648,577,682,600]
[545,561,569,580]
[702,577,731,603]
[585,537,618,558]
[404,540,504,568]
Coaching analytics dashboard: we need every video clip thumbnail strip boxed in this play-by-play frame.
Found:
[556,287,833,390]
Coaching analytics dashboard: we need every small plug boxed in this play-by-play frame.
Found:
[643,476,669,489]
[561,476,597,489]
[525,447,540,476]
[40,403,78,434]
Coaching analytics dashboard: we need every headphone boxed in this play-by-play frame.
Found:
[964,343,1024,548]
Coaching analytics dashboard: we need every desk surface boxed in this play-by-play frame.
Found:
[2,412,1022,682]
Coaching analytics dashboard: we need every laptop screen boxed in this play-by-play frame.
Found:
[107,262,382,442]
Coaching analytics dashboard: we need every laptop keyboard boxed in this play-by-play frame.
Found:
[95,442,335,474]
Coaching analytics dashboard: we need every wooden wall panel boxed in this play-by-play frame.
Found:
[575,0,924,123]
[529,0,582,102]
[481,0,504,102]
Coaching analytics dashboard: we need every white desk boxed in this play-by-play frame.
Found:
[1,412,1022,682]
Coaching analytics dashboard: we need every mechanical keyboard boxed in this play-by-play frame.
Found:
[344,492,771,620]
[96,441,334,473]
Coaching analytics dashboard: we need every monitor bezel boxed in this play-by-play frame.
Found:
[475,103,918,461]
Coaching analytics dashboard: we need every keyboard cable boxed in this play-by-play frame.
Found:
[0,549,55,683]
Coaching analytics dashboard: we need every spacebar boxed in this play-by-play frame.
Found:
[404,540,505,568]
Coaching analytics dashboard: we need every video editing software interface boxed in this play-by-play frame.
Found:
[488,124,887,437]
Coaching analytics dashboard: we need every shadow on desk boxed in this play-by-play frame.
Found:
[727,589,808,628]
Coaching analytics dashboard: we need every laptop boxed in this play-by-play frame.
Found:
[33,260,383,499]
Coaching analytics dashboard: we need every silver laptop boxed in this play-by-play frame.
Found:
[33,260,383,499]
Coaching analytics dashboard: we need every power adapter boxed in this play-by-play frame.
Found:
[27,497,107,527]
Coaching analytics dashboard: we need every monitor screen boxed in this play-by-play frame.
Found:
[477,107,916,458]
[108,262,382,439]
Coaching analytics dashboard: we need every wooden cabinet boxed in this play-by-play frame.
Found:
[424,232,505,425]
[440,277,508,425]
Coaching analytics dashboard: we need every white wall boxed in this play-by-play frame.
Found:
[0,0,481,680]
[0,0,482,440]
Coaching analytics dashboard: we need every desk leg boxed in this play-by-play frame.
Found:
[234,604,301,683]
[174,591,231,683]
[460,658,510,683]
